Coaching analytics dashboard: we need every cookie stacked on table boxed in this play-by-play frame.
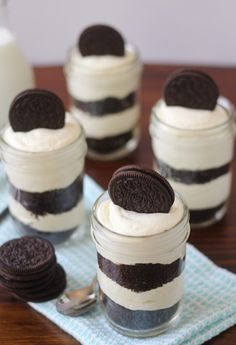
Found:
[0,236,66,302]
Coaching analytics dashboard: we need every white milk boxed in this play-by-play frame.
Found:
[0,28,34,128]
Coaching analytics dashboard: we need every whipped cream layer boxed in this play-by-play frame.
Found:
[9,197,84,232]
[3,112,81,152]
[70,44,138,73]
[2,112,86,192]
[71,105,139,138]
[97,197,184,237]
[93,194,189,265]
[5,157,84,193]
[98,268,184,311]
[151,102,234,171]
[156,101,228,130]
[166,172,232,210]
[152,132,233,170]
[66,45,142,101]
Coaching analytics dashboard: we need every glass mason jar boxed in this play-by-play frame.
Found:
[1,125,87,245]
[150,99,235,227]
[0,0,34,129]
[64,45,142,160]
[91,191,190,337]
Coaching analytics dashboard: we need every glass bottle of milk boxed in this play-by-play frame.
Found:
[0,0,34,128]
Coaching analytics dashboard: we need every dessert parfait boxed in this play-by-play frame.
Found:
[150,70,235,226]
[65,24,142,160]
[1,89,87,244]
[91,166,190,337]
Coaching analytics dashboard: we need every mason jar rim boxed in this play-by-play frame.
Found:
[64,43,142,77]
[151,99,234,134]
[91,190,190,240]
[0,117,87,160]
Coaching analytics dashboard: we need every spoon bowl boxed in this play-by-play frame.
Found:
[56,277,97,316]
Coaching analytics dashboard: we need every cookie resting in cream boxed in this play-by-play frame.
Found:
[97,197,184,237]
[3,112,81,152]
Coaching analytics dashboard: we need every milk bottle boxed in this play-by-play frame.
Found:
[0,1,34,128]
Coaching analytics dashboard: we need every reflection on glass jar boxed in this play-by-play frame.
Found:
[91,191,190,337]
[150,99,235,227]
[65,43,142,161]
[1,118,87,245]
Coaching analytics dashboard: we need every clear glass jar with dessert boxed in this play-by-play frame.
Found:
[150,70,235,227]
[91,166,190,337]
[64,24,142,161]
[1,89,87,245]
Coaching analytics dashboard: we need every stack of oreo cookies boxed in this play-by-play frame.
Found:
[0,236,66,302]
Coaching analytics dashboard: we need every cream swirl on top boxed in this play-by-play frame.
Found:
[156,100,228,130]
[97,196,184,237]
[3,112,81,152]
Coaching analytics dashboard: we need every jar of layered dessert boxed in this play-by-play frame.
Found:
[150,70,235,227]
[1,89,87,244]
[91,166,190,337]
[65,24,142,160]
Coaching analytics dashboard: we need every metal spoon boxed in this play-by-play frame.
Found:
[56,277,97,316]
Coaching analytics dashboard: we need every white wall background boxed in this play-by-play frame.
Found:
[7,0,236,66]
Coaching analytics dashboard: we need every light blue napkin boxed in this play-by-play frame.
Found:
[0,175,236,345]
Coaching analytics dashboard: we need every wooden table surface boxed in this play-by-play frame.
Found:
[1,65,236,345]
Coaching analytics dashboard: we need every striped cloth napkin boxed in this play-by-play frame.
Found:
[0,174,236,345]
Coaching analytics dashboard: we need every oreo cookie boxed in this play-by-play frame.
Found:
[15,264,66,303]
[0,261,57,287]
[108,166,174,213]
[9,89,65,132]
[78,24,125,57]
[0,237,66,303]
[0,236,55,275]
[163,70,219,110]
[1,268,56,292]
